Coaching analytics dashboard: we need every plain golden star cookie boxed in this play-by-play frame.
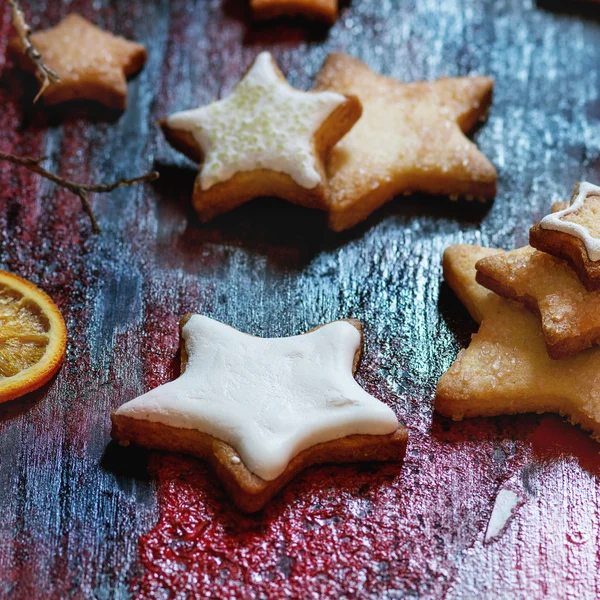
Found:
[530,182,600,291]
[112,314,407,512]
[251,0,338,24]
[159,52,362,223]
[9,14,147,110]
[436,244,600,440]
[476,245,600,359]
[314,53,497,231]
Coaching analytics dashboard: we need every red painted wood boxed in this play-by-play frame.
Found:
[1,0,600,598]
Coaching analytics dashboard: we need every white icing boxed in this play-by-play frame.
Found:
[116,315,399,481]
[540,182,600,261]
[166,52,346,191]
[484,489,522,543]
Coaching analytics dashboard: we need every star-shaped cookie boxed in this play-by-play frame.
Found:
[436,244,600,440]
[530,183,600,291]
[9,14,147,110]
[476,244,600,358]
[111,315,406,512]
[159,52,362,223]
[314,53,497,231]
[251,0,338,24]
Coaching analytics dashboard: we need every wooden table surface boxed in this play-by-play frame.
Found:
[1,0,600,598]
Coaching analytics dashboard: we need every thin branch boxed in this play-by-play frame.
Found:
[8,0,61,102]
[0,151,159,234]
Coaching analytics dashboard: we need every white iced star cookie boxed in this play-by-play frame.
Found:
[111,315,407,512]
[159,52,362,222]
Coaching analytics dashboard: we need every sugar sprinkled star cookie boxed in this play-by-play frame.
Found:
[160,52,362,223]
[436,244,600,440]
[530,182,600,291]
[251,0,338,24]
[9,14,147,110]
[112,315,406,512]
[314,53,497,231]
[476,244,600,359]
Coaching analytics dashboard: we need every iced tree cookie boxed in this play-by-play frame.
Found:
[112,315,407,512]
[436,245,600,440]
[8,14,147,110]
[159,52,362,223]
[314,53,497,231]
[530,182,600,291]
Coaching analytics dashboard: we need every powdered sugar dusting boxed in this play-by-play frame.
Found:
[485,489,523,543]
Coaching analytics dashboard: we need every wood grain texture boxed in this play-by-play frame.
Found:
[0,0,599,598]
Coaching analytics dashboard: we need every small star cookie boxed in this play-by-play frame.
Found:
[314,53,497,231]
[111,315,406,512]
[251,0,338,24]
[436,244,600,440]
[530,182,600,291]
[8,14,147,110]
[476,244,600,359]
[159,52,362,223]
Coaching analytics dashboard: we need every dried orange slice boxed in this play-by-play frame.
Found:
[0,271,66,402]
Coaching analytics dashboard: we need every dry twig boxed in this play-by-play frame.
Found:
[8,0,61,101]
[0,151,159,233]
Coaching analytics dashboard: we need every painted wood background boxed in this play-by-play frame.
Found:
[1,0,600,598]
